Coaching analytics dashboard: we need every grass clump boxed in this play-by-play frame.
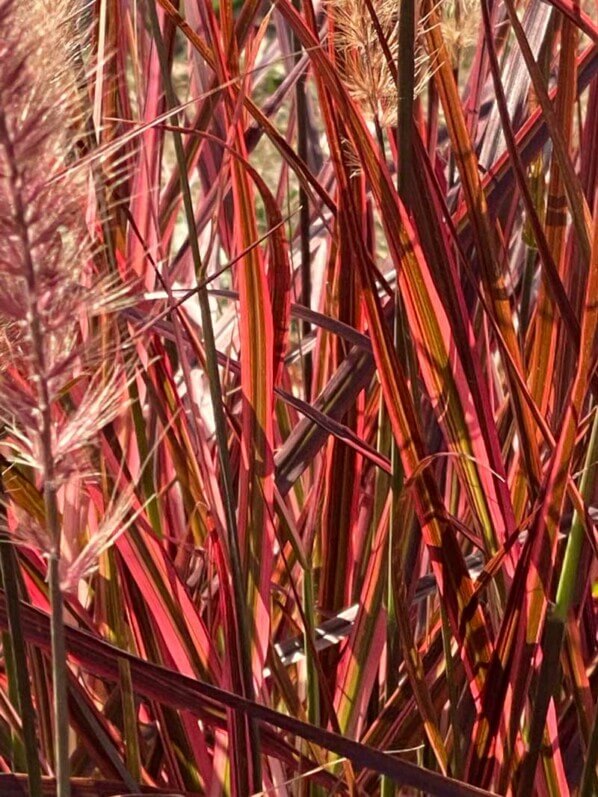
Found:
[0,0,596,795]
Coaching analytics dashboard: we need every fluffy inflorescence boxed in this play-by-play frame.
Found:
[0,0,127,583]
[328,0,422,125]
[0,0,88,412]
[328,0,480,124]
[439,0,482,65]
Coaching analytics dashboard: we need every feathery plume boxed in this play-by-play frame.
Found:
[0,2,127,795]
[439,0,481,65]
[328,0,481,123]
[0,0,126,531]
[328,0,429,125]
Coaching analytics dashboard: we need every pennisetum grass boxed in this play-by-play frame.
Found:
[0,0,596,795]
[0,4,77,794]
[0,1,126,795]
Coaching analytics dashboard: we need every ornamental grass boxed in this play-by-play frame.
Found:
[0,0,597,794]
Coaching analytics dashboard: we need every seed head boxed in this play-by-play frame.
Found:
[328,0,429,125]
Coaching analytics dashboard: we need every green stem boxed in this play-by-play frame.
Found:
[0,108,70,797]
[293,2,312,400]
[519,409,598,794]
[580,699,598,797]
[383,8,416,788]
[48,554,70,797]
[554,409,598,621]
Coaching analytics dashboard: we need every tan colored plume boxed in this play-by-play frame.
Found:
[328,0,481,124]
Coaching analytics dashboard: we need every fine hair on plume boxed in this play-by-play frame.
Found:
[327,0,481,125]
[0,2,133,792]
[0,0,134,576]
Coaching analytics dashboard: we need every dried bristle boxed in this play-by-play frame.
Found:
[328,0,426,125]
[0,0,132,587]
[439,0,481,65]
[328,0,481,124]
[0,0,88,390]
[0,0,98,480]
